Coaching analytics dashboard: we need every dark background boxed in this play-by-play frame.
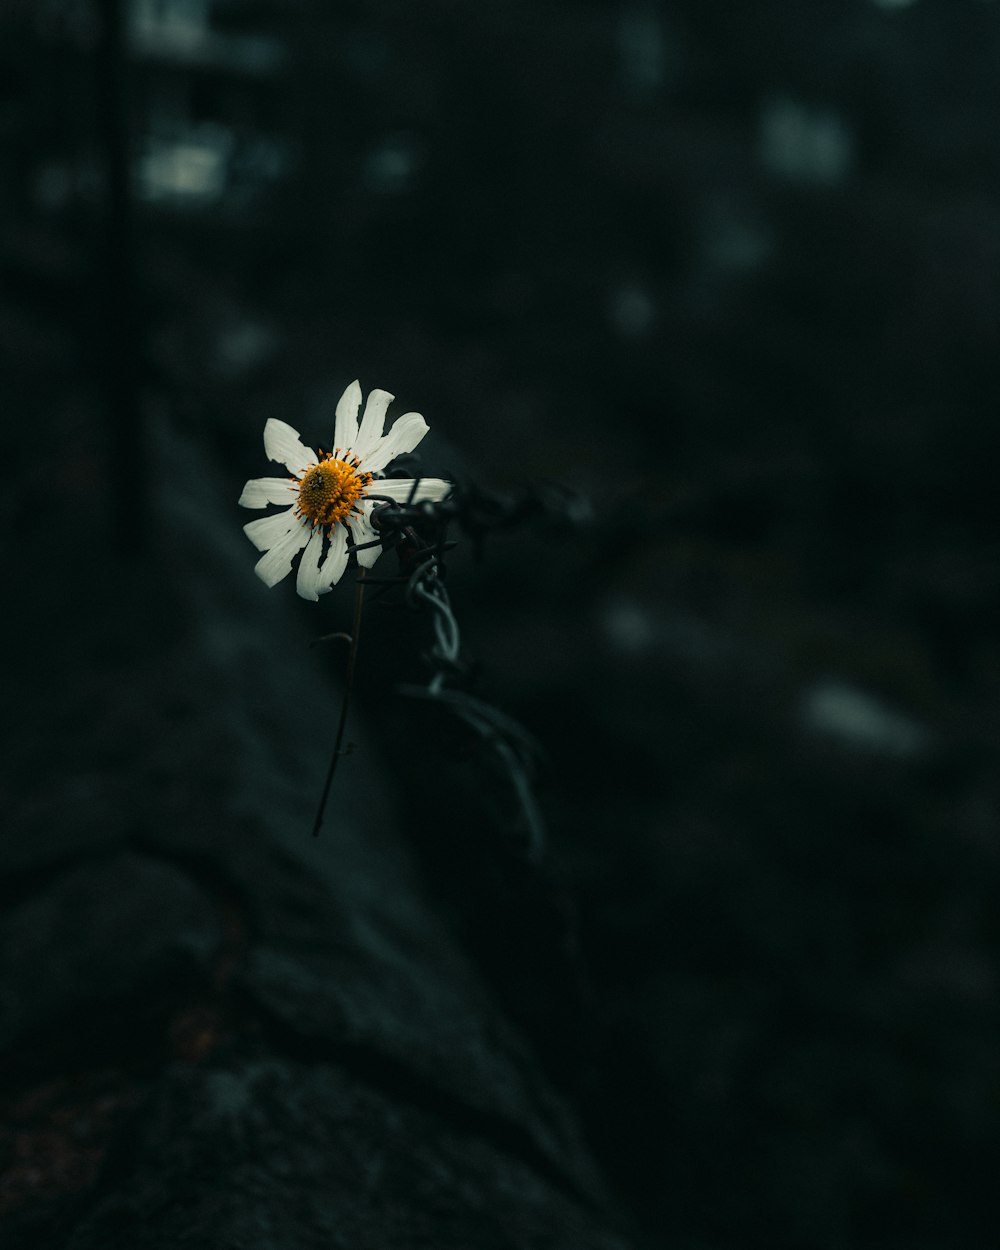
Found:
[3,1,1000,1246]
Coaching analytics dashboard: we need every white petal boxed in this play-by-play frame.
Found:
[333,380,362,451]
[295,527,327,601]
[238,477,297,509]
[360,412,430,473]
[348,504,383,569]
[357,544,382,570]
[369,477,452,504]
[243,506,299,552]
[263,418,318,475]
[253,517,310,588]
[320,525,350,586]
[351,388,394,461]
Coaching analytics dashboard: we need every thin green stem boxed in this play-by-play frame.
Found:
[312,568,366,837]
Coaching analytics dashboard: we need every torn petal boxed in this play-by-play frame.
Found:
[263,419,318,476]
[295,526,327,601]
[362,411,429,473]
[352,389,394,461]
[333,379,362,451]
[371,477,451,504]
[243,506,300,552]
[320,524,350,587]
[350,503,384,569]
[238,477,297,509]
[253,517,310,587]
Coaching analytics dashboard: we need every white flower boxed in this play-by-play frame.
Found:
[239,380,451,600]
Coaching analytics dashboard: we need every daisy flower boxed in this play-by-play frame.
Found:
[239,380,451,600]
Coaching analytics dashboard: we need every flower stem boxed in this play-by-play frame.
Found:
[312,567,366,837]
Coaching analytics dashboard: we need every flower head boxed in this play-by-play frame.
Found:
[239,380,451,600]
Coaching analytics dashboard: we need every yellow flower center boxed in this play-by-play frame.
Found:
[296,455,373,528]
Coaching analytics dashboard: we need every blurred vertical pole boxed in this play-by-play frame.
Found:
[95,0,145,552]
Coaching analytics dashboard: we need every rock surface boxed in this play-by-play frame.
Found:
[1,423,630,1249]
